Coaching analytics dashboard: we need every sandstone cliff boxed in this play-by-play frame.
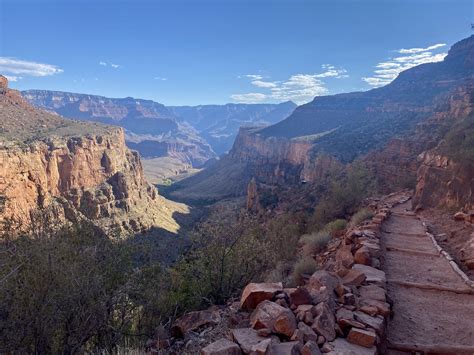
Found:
[0,77,187,236]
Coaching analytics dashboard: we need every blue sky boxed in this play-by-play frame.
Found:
[0,0,472,105]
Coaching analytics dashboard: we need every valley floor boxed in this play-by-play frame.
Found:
[381,202,474,354]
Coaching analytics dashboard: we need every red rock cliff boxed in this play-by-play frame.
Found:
[0,76,187,236]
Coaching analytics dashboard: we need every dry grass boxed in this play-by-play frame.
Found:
[290,257,318,286]
[349,208,374,227]
[299,231,331,256]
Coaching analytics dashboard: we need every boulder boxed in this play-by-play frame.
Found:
[251,338,272,354]
[354,246,371,265]
[240,282,283,310]
[341,269,366,286]
[454,211,467,221]
[171,309,221,337]
[311,302,336,341]
[328,338,377,355]
[201,338,242,355]
[359,285,386,302]
[347,328,377,348]
[291,329,305,343]
[352,264,386,286]
[250,300,297,337]
[231,328,269,354]
[298,322,319,342]
[359,298,391,317]
[302,340,322,355]
[335,308,365,331]
[266,341,301,355]
[354,311,385,335]
[335,244,354,268]
[308,271,341,294]
[289,287,313,307]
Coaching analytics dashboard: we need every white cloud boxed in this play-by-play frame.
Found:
[398,43,446,54]
[154,76,168,81]
[0,57,63,77]
[244,74,263,80]
[315,64,348,78]
[233,65,347,104]
[363,43,447,87]
[99,61,121,69]
[4,75,22,82]
[230,93,267,104]
[251,80,278,88]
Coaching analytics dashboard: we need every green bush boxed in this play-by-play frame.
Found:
[323,219,347,234]
[290,257,318,286]
[350,208,374,227]
[299,231,331,256]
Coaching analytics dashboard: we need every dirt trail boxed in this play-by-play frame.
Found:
[381,200,474,354]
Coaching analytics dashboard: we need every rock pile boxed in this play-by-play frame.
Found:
[150,194,412,354]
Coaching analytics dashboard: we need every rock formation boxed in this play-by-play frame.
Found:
[22,90,216,167]
[0,76,187,236]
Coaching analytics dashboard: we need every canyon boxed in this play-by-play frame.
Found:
[22,91,296,184]
[171,35,474,213]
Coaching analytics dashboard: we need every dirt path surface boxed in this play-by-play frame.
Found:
[381,201,474,354]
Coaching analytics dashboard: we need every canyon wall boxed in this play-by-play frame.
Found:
[0,77,187,236]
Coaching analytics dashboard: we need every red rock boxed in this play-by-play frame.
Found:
[251,338,272,354]
[0,75,8,89]
[250,300,297,337]
[354,311,385,335]
[301,340,322,355]
[335,244,354,268]
[347,328,377,348]
[352,264,386,286]
[231,328,268,353]
[289,287,313,307]
[200,338,242,355]
[329,338,377,354]
[359,285,386,302]
[267,341,301,355]
[454,211,467,221]
[311,302,336,341]
[340,292,355,305]
[341,269,366,286]
[240,282,283,310]
[354,246,371,265]
[257,328,272,337]
[359,298,391,317]
[291,329,305,343]
[298,322,319,342]
[171,309,220,337]
[308,271,342,294]
[359,306,378,317]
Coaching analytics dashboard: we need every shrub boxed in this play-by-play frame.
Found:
[299,231,331,256]
[350,208,374,227]
[289,257,318,286]
[323,219,347,234]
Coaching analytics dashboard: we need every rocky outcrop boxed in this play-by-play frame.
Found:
[0,77,187,236]
[413,151,473,211]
